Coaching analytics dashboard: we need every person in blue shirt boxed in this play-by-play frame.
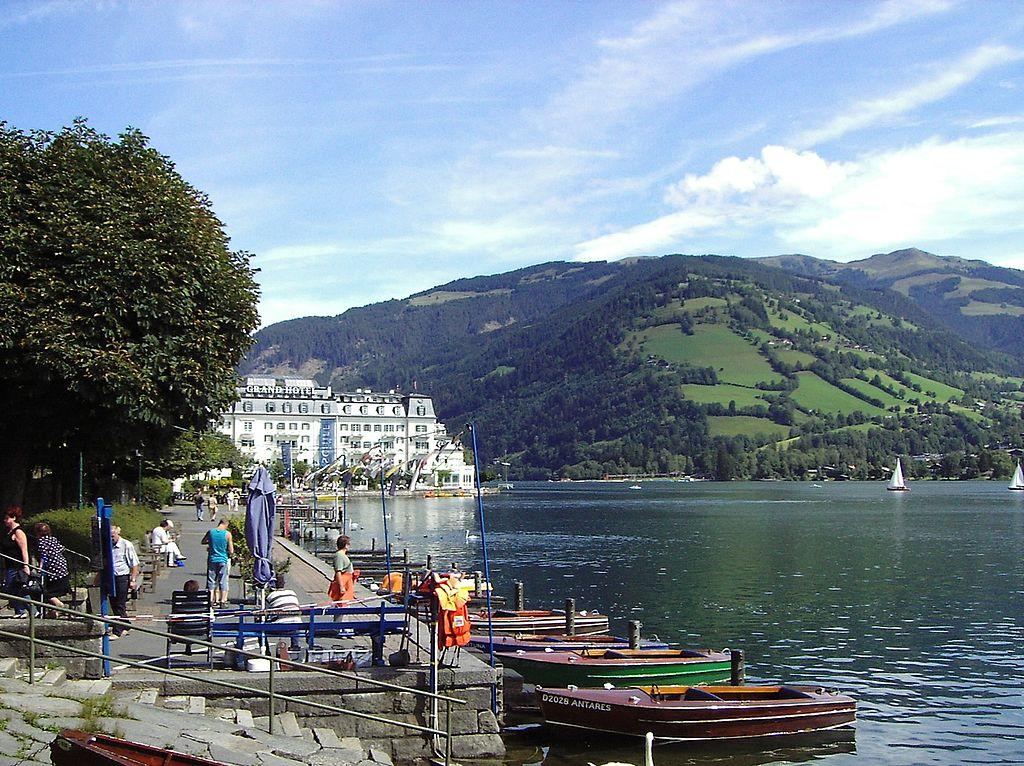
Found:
[201,518,234,608]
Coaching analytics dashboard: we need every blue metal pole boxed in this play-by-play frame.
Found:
[96,498,115,678]
[468,423,498,714]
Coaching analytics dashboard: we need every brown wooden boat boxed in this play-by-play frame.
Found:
[537,684,856,742]
[475,608,610,635]
[52,730,228,766]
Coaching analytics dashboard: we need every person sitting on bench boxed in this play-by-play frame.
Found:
[151,520,186,567]
[266,574,303,650]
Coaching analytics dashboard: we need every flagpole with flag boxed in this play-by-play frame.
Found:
[467,422,498,714]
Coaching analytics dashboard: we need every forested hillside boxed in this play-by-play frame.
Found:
[244,253,1024,480]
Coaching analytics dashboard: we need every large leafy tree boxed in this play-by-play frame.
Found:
[0,121,259,508]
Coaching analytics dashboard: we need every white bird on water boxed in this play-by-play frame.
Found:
[465,530,480,542]
[587,731,654,766]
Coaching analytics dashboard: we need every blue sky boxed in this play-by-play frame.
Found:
[4,1,1024,326]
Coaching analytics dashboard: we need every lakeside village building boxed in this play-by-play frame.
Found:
[218,377,475,490]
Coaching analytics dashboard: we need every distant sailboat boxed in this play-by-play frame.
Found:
[1009,462,1024,491]
[887,458,909,492]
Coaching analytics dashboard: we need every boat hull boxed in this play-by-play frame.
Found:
[537,686,856,742]
[52,730,227,766]
[476,610,610,635]
[469,634,668,653]
[498,649,732,687]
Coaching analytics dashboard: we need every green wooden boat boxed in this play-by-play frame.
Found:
[495,648,734,688]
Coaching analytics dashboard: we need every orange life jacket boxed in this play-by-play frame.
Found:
[439,602,471,648]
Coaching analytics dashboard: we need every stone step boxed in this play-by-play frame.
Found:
[235,708,255,727]
[39,667,67,685]
[210,707,237,722]
[275,712,302,738]
[137,688,159,705]
[0,658,19,678]
[54,679,113,698]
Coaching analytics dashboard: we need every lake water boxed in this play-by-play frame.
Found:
[326,481,1024,766]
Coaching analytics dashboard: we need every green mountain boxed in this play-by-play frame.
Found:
[243,253,1024,480]
[759,248,1024,359]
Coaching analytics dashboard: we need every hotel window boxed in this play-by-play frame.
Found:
[301,423,310,430]
[282,403,292,413]
[360,405,368,415]
[392,406,402,415]
[277,423,285,430]
[397,425,405,432]
[374,425,382,432]
[339,424,348,431]
[265,403,276,412]
[264,435,273,443]
[364,424,372,431]
[384,425,394,432]
[301,435,310,443]
[289,423,297,430]
[242,402,253,412]
[415,425,428,433]
[363,441,372,448]
[240,438,254,447]
[352,424,361,432]
[415,441,429,450]
[342,405,351,414]
[298,403,309,413]
[416,406,426,416]
[321,404,331,414]
[244,421,253,431]
[264,422,273,430]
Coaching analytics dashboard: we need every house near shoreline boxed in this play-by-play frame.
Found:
[218,377,476,489]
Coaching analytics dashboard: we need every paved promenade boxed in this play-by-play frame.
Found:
[112,503,327,668]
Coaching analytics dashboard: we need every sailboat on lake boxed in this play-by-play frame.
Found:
[1009,462,1024,491]
[887,458,909,492]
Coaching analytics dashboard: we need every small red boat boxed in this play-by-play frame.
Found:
[52,730,228,766]
[537,684,856,742]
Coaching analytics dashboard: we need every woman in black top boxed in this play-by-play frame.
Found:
[1,506,30,616]
[32,522,70,611]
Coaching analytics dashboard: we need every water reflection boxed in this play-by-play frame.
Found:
[329,481,1024,765]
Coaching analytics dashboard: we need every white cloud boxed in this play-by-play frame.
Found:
[793,45,1022,146]
[968,115,1024,129]
[573,132,1024,261]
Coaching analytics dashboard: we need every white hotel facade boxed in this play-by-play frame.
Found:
[218,377,475,489]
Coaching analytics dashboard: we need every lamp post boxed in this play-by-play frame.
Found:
[135,449,143,505]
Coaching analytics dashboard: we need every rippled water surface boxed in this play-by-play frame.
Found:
[334,481,1024,765]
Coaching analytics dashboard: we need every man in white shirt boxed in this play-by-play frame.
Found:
[151,520,186,567]
[108,525,139,638]
[266,574,304,650]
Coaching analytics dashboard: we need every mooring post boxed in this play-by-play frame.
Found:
[513,580,524,610]
[565,598,576,636]
[403,548,409,565]
[27,606,35,684]
[628,620,641,649]
[426,554,433,571]
[730,649,745,685]
[371,537,376,551]
[268,658,276,734]
[474,570,483,597]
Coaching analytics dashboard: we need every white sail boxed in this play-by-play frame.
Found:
[1010,462,1024,490]
[887,458,907,490]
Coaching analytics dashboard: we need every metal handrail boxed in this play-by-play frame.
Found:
[0,591,458,764]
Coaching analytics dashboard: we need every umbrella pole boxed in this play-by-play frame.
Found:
[380,463,392,579]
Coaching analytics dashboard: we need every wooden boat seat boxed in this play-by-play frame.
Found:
[683,687,724,701]
[777,686,815,699]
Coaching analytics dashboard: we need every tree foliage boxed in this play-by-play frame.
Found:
[0,121,260,507]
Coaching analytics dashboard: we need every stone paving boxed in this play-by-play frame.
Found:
[0,662,393,766]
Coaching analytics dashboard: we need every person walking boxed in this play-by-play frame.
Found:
[226,487,239,515]
[107,525,139,638]
[31,522,70,615]
[193,490,205,522]
[328,535,357,604]
[202,518,234,608]
[1,507,30,616]
[208,490,219,522]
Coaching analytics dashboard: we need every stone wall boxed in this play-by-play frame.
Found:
[112,662,504,760]
[0,619,104,679]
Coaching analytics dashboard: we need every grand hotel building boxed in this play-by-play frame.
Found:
[217,377,475,489]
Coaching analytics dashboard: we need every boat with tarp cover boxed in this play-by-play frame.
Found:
[537,684,856,742]
[52,730,228,766]
[497,647,733,687]
[476,608,610,635]
[469,633,668,653]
